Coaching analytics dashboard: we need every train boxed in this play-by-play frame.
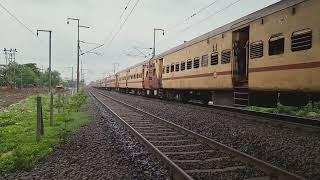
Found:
[95,0,320,107]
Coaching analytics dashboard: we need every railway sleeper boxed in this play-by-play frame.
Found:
[156,144,208,152]
[143,134,186,141]
[140,132,180,136]
[187,166,267,180]
[149,139,195,146]
[176,157,244,171]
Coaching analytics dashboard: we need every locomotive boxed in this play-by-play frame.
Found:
[96,0,320,107]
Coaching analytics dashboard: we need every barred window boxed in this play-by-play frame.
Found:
[291,29,312,52]
[194,57,200,68]
[269,34,284,56]
[175,63,180,72]
[181,61,186,71]
[166,66,169,73]
[250,41,263,59]
[211,52,218,65]
[201,54,208,67]
[171,64,175,72]
[221,50,231,64]
[187,60,192,70]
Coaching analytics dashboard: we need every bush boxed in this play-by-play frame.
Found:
[0,90,90,174]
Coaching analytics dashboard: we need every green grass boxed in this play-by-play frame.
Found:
[0,90,90,174]
[245,102,320,119]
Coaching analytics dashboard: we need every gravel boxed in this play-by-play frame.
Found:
[1,95,169,180]
[93,91,266,180]
[98,89,320,179]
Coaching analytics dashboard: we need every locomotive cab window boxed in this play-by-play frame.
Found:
[194,58,200,68]
[291,29,312,52]
[250,41,263,59]
[201,55,208,67]
[181,61,186,71]
[211,52,218,65]
[175,63,180,72]
[269,34,284,56]
[221,50,231,64]
[187,60,192,70]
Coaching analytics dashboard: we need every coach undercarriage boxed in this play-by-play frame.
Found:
[113,87,317,108]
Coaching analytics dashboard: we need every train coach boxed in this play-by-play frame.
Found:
[100,0,320,107]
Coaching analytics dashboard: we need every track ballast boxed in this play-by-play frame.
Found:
[89,88,304,180]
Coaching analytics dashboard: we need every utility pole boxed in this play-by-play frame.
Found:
[37,29,54,126]
[113,63,119,75]
[152,28,165,58]
[3,48,8,65]
[3,48,17,88]
[80,59,83,87]
[20,70,22,88]
[66,18,90,93]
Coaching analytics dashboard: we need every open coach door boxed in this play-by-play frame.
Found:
[232,26,250,106]
[232,26,249,87]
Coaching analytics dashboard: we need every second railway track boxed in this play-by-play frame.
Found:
[89,88,304,180]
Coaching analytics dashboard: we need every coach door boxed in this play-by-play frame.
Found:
[232,26,249,86]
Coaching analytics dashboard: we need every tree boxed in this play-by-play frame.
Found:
[0,62,65,88]
[39,70,63,88]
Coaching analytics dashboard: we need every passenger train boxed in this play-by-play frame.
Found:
[95,0,320,107]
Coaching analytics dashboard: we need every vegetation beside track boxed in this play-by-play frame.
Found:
[245,102,320,119]
[0,90,89,174]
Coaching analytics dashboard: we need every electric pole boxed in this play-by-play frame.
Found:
[37,29,54,126]
[66,18,90,93]
[152,28,165,58]
[113,63,119,75]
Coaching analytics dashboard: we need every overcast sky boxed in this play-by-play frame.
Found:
[0,0,280,83]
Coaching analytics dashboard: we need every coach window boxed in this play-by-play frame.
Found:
[250,41,263,59]
[175,63,180,72]
[221,50,231,64]
[269,34,284,55]
[187,60,192,70]
[181,61,186,71]
[211,52,218,65]
[291,29,312,52]
[201,54,208,67]
[194,57,200,68]
[171,64,175,72]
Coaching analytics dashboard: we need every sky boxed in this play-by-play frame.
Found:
[0,0,280,83]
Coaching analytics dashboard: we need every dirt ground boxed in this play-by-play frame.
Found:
[0,87,45,110]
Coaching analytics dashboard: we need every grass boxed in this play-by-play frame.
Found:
[0,90,90,174]
[245,102,320,119]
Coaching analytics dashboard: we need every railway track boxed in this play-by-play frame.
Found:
[89,88,304,180]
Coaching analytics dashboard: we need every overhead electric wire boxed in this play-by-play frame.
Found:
[104,0,140,49]
[156,0,242,47]
[120,0,133,20]
[83,0,140,55]
[0,1,39,39]
[180,0,243,33]
[165,0,219,31]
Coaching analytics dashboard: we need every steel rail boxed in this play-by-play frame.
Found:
[91,89,305,180]
[89,90,193,180]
